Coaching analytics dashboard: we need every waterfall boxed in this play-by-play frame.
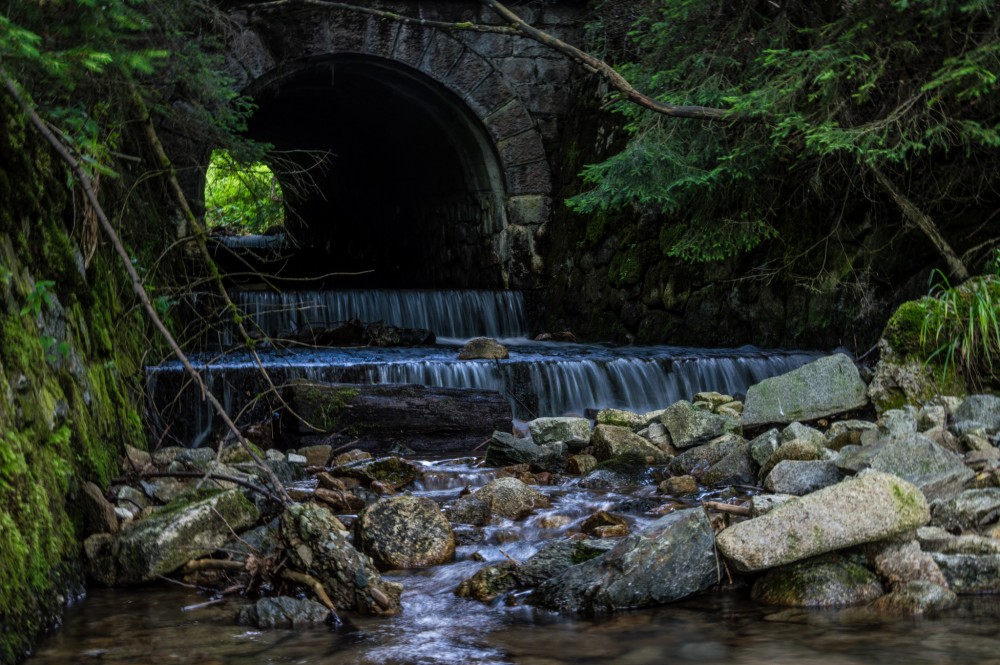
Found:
[145,346,823,446]
[230,289,527,340]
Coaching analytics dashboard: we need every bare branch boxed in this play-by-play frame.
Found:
[480,0,732,121]
[1,70,292,505]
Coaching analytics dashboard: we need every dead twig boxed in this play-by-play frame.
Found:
[701,500,751,517]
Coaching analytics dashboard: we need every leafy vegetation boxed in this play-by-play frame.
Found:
[919,266,1000,388]
[205,150,285,235]
[574,0,1000,269]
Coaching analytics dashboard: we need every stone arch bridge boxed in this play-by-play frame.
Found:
[196,0,588,289]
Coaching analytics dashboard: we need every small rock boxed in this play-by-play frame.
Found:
[333,449,371,466]
[287,453,308,465]
[449,477,551,525]
[825,420,877,451]
[458,337,509,360]
[868,580,957,615]
[961,432,994,453]
[314,488,365,513]
[237,597,330,628]
[595,408,644,430]
[331,456,419,490]
[661,400,741,449]
[876,409,919,440]
[528,417,592,448]
[580,511,629,537]
[954,394,1000,434]
[592,424,668,462]
[124,444,152,470]
[297,445,332,467]
[835,433,974,501]
[749,429,781,466]
[931,552,1000,593]
[866,539,948,588]
[566,454,597,476]
[668,435,753,486]
[780,422,825,448]
[917,405,948,432]
[930,488,1000,531]
[316,472,348,492]
[764,460,843,496]
[693,391,734,409]
[81,481,119,535]
[659,475,698,496]
[759,438,825,479]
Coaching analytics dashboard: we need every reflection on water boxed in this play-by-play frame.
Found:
[27,459,1000,665]
[28,586,1000,665]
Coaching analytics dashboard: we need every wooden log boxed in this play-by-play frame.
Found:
[282,381,512,453]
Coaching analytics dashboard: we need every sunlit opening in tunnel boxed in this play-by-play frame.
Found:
[204,149,285,235]
[226,54,508,289]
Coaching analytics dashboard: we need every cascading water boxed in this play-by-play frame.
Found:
[146,289,825,447]
[229,289,528,340]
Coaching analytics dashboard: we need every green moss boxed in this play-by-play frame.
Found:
[883,299,930,357]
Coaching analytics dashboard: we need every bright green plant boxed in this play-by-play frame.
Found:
[19,280,55,317]
[919,270,1000,388]
[204,149,285,235]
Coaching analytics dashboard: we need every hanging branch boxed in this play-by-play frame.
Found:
[1,70,293,506]
[129,85,324,434]
[480,0,731,121]
[871,166,970,281]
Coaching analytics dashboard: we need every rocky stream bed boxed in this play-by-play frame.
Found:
[28,353,1000,663]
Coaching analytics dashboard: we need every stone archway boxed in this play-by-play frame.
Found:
[220,4,555,288]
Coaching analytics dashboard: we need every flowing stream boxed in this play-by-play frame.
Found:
[30,288,1000,664]
[28,459,1000,664]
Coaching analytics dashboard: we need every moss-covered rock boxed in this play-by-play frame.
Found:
[751,555,883,607]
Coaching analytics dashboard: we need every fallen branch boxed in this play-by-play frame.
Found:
[701,500,751,517]
[1,70,292,506]
[280,569,340,621]
[113,470,284,504]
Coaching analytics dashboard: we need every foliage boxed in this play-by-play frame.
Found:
[919,271,1000,387]
[574,0,1000,265]
[0,0,262,178]
[205,150,285,235]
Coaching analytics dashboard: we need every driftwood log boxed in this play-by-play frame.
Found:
[282,381,511,453]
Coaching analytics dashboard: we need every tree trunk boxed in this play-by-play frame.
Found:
[282,382,512,453]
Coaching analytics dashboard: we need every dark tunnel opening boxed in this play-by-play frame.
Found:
[233,55,508,289]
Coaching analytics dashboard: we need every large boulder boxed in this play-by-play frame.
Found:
[742,354,868,426]
[281,502,402,615]
[84,489,259,586]
[835,433,973,500]
[751,555,883,607]
[447,477,551,525]
[660,401,741,449]
[931,553,1000,594]
[355,496,455,570]
[591,424,668,462]
[528,417,592,448]
[716,471,930,572]
[529,508,718,613]
[485,431,543,467]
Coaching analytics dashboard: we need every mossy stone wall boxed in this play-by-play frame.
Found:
[0,95,170,664]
